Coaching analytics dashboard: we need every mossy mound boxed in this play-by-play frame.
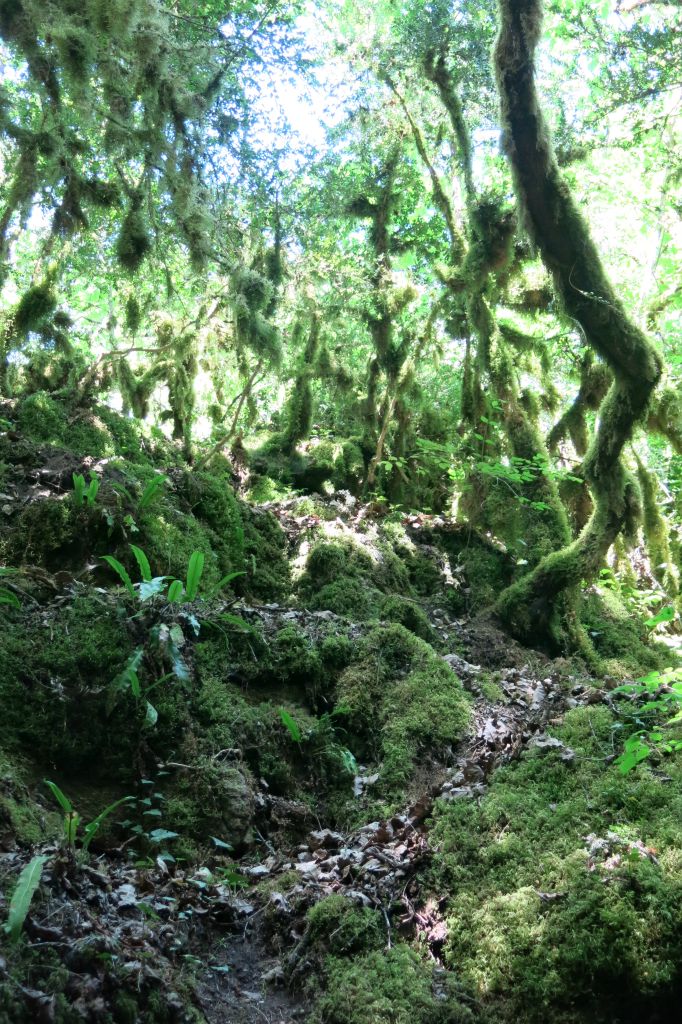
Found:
[335,624,470,789]
[0,596,140,777]
[13,390,165,463]
[581,588,672,676]
[308,944,473,1024]
[298,539,412,622]
[429,705,682,1022]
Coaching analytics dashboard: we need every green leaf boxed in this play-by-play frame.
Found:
[102,556,135,599]
[185,550,205,601]
[44,779,73,813]
[279,708,302,742]
[209,570,246,597]
[167,580,184,603]
[218,612,256,633]
[82,796,134,852]
[210,836,233,850]
[148,829,179,843]
[128,669,142,699]
[130,544,152,582]
[139,576,169,601]
[644,606,675,630]
[0,587,20,608]
[86,474,100,506]
[145,701,158,727]
[3,856,47,940]
[138,475,168,510]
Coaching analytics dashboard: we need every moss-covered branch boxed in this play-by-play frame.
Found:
[493,0,663,648]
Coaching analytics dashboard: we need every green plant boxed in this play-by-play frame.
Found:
[44,780,133,852]
[103,545,243,605]
[138,474,168,510]
[72,471,100,507]
[107,648,168,726]
[0,568,20,609]
[3,855,47,941]
[613,667,682,772]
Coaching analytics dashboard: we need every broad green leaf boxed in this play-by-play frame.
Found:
[138,475,167,510]
[210,570,246,597]
[138,576,169,601]
[145,701,158,727]
[128,669,142,699]
[279,708,302,742]
[167,580,184,603]
[0,588,20,608]
[644,606,675,629]
[102,556,135,599]
[148,828,179,843]
[130,544,152,582]
[211,836,233,850]
[185,550,205,601]
[44,779,73,813]
[218,612,256,634]
[4,855,47,940]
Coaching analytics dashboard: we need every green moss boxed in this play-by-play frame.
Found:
[335,625,470,788]
[309,577,382,619]
[582,589,670,675]
[299,539,411,616]
[272,625,323,684]
[306,894,384,958]
[163,758,255,854]
[0,597,140,776]
[0,752,60,845]
[242,505,291,600]
[319,632,355,671]
[309,945,473,1024]
[380,595,434,640]
[428,705,682,1022]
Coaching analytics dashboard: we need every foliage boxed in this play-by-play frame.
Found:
[3,856,47,941]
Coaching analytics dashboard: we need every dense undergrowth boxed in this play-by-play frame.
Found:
[1,395,682,1024]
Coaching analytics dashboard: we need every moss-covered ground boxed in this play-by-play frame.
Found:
[1,396,681,1023]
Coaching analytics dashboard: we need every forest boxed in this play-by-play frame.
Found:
[0,0,681,1021]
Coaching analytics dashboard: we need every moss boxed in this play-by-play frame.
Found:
[163,758,255,854]
[0,752,60,845]
[335,625,470,788]
[306,894,384,958]
[2,496,76,566]
[242,505,291,600]
[299,539,411,612]
[582,589,670,675]
[272,625,322,681]
[309,945,473,1024]
[319,632,355,671]
[309,577,382,620]
[380,595,434,640]
[429,705,682,1022]
[0,596,141,777]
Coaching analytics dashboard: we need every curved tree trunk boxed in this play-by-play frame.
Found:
[493,0,663,648]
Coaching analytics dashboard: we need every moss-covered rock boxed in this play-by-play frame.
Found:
[379,595,434,640]
[164,758,255,853]
[335,624,470,788]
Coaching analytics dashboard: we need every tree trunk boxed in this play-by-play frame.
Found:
[493,0,663,648]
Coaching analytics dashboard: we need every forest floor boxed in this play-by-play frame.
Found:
[1,405,682,1024]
